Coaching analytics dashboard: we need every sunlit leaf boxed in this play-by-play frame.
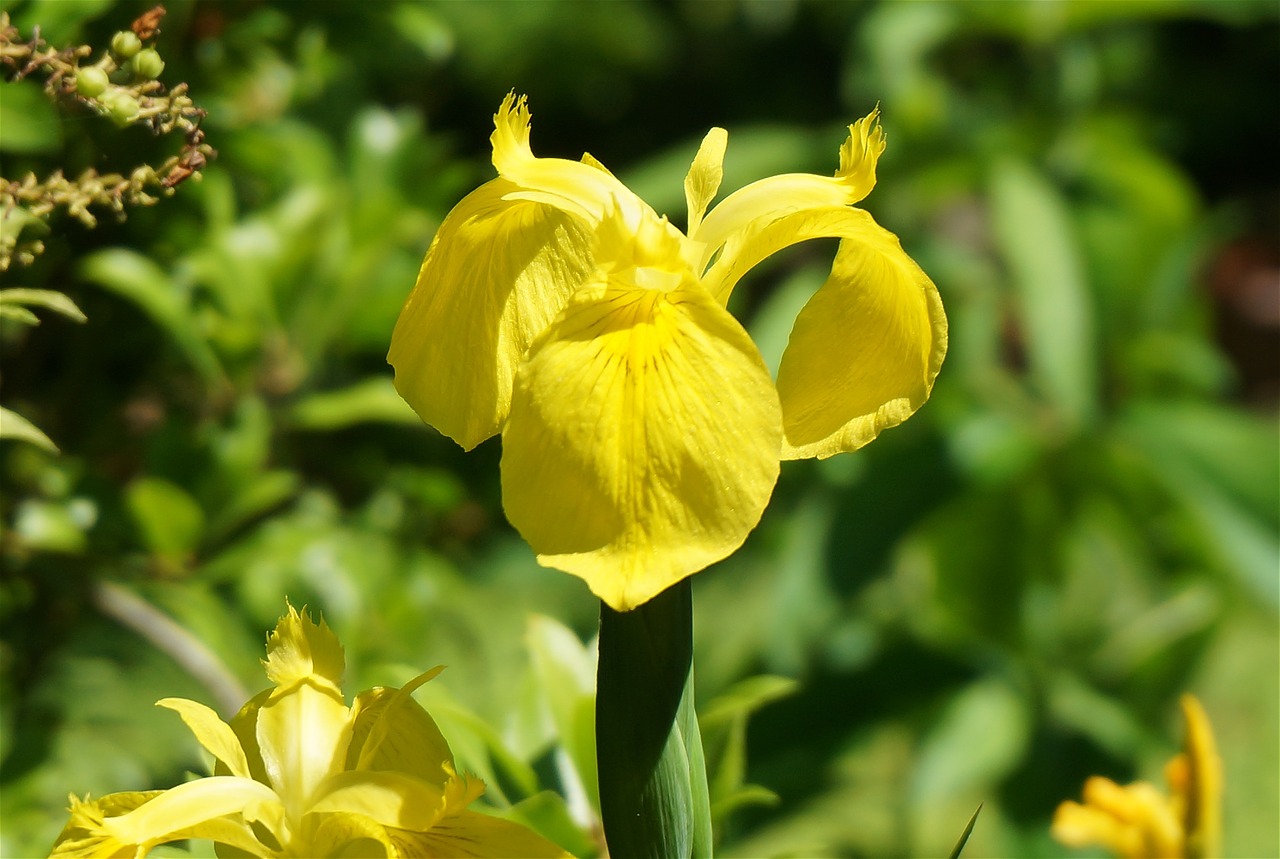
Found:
[0,405,58,452]
[0,288,87,323]
[989,158,1098,429]
[288,377,421,431]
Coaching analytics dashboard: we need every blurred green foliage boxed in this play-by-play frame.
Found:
[1,1,1277,857]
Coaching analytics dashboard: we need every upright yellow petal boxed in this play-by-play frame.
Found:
[388,178,595,450]
[1175,695,1222,859]
[263,603,345,688]
[690,108,885,271]
[501,280,781,611]
[684,127,728,237]
[255,681,353,820]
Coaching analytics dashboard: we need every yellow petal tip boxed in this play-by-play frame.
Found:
[262,602,345,688]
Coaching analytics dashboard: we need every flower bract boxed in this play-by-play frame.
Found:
[389,93,947,610]
[49,604,570,859]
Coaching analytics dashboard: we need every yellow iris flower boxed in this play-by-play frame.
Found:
[1052,694,1223,859]
[49,605,569,858]
[389,93,947,611]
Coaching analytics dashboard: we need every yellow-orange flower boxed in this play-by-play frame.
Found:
[389,93,946,610]
[49,605,570,858]
[1052,694,1223,859]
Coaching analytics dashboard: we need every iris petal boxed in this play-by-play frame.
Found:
[389,810,573,858]
[51,789,272,859]
[491,92,648,228]
[773,209,945,458]
[501,281,781,611]
[157,697,252,779]
[388,179,595,449]
[684,127,727,237]
[348,669,453,787]
[96,777,282,851]
[255,679,353,816]
[1178,694,1222,859]
[263,601,345,688]
[691,109,884,271]
[309,770,447,831]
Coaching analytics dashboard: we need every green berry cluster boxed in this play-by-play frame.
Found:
[0,6,214,270]
[66,22,166,125]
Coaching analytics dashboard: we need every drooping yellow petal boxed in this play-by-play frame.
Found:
[91,777,283,855]
[491,92,647,229]
[389,810,573,858]
[263,602,345,688]
[501,280,782,611]
[388,178,595,450]
[156,697,252,779]
[690,108,885,270]
[51,791,164,859]
[684,127,727,237]
[51,790,274,858]
[742,208,945,459]
[348,668,453,787]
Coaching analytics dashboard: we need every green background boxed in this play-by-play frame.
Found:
[2,1,1277,856]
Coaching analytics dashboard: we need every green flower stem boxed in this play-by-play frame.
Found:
[596,578,713,858]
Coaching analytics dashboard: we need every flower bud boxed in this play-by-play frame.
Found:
[127,48,165,81]
[74,66,110,97]
[101,89,140,126]
[110,31,142,59]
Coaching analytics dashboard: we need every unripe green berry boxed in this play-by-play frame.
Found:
[111,31,142,59]
[127,48,165,81]
[101,88,140,126]
[74,66,110,97]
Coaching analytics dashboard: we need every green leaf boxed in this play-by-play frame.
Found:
[78,248,223,384]
[0,288,88,323]
[597,579,712,858]
[700,674,797,836]
[526,614,599,811]
[700,675,799,727]
[206,470,300,544]
[0,406,58,452]
[989,158,1098,429]
[947,803,983,859]
[1119,401,1280,606]
[7,0,116,45]
[288,377,420,431]
[0,305,41,325]
[0,80,61,154]
[911,678,1030,807]
[125,477,206,564]
[503,791,598,859]
[412,681,541,805]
